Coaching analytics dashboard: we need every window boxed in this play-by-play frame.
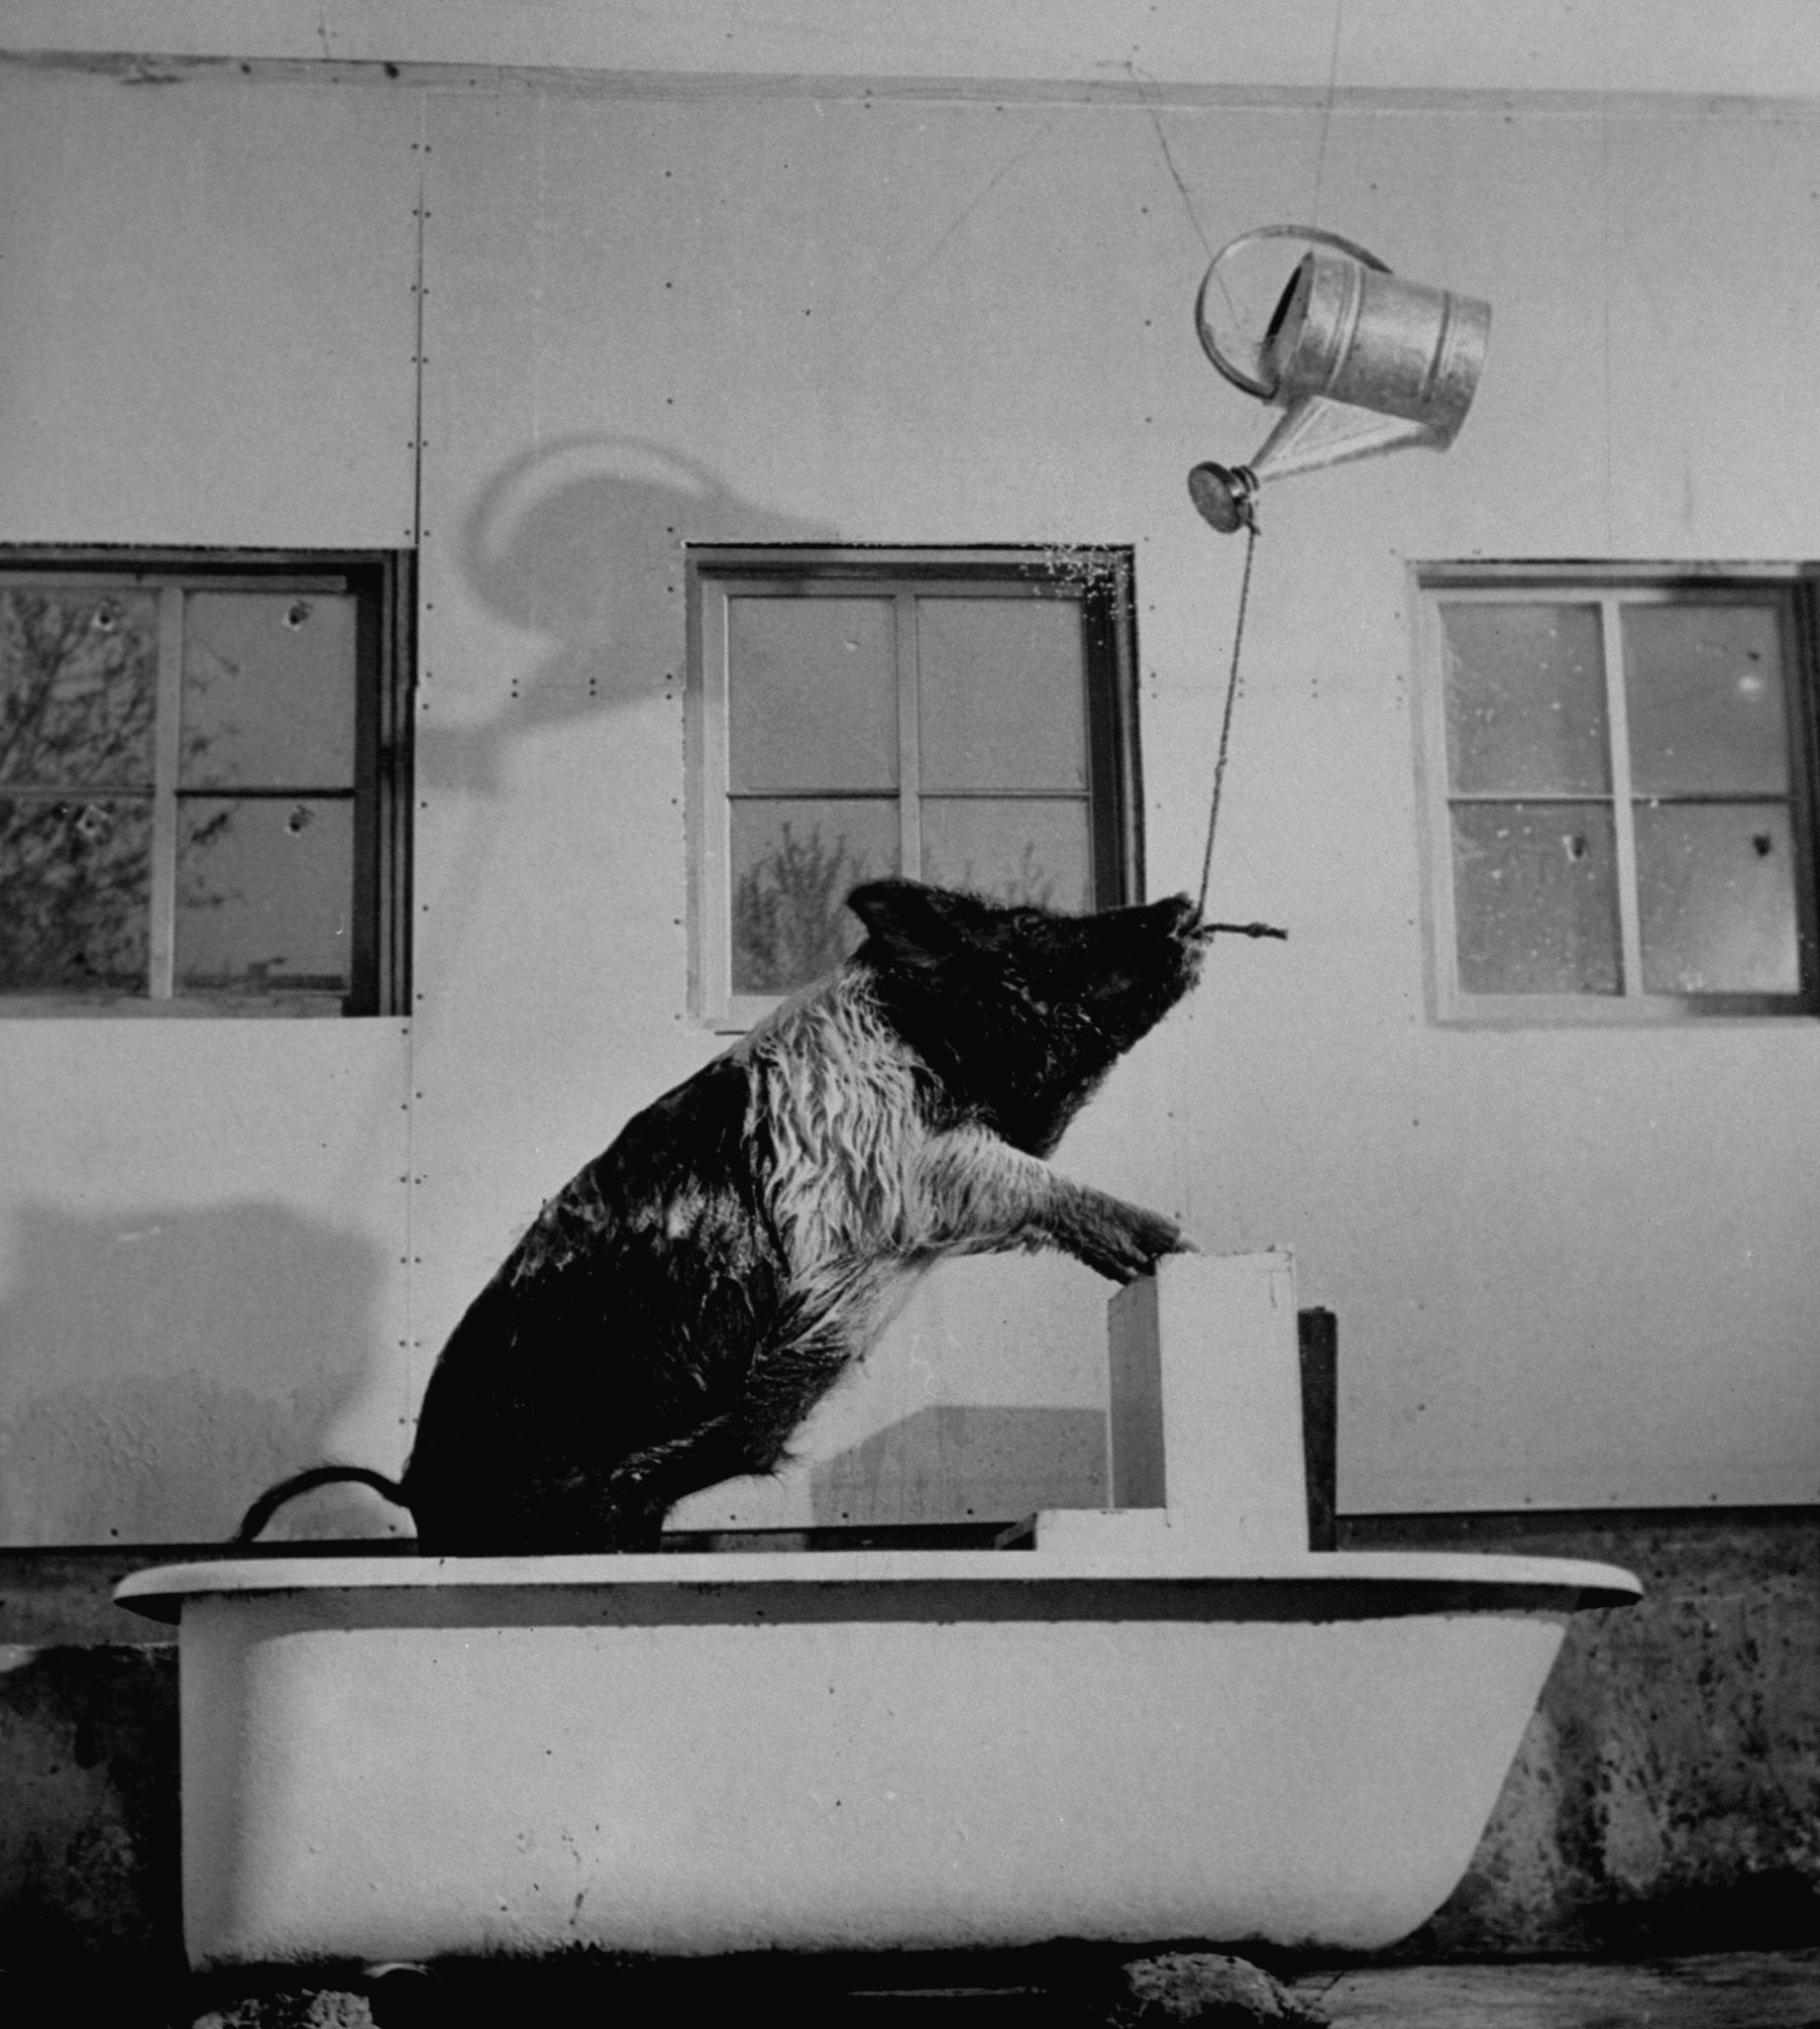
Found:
[1415,567,1818,1019]
[689,548,1140,1026]
[0,550,411,1015]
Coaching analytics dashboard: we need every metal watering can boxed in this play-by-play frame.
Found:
[1188,227,1491,532]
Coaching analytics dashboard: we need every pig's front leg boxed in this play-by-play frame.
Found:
[1053,1182,1194,1282]
[914,1127,1194,1283]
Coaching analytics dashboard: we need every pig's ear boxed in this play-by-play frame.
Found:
[846,879,966,967]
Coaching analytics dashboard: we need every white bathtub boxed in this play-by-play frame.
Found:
[116,1542,1640,1969]
[117,1257,1641,1971]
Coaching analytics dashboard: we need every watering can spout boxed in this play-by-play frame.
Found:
[1189,228,1490,532]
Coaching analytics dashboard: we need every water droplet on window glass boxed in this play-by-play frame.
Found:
[284,600,312,629]
[91,603,120,633]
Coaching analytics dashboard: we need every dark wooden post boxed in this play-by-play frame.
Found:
[1297,1308,1338,1551]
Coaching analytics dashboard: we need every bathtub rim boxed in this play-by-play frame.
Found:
[114,1546,1643,1623]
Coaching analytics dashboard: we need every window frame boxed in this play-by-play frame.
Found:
[1411,561,1820,1024]
[687,546,1141,1030]
[0,547,413,1018]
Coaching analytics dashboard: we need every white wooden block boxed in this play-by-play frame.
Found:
[1107,1252,1309,1555]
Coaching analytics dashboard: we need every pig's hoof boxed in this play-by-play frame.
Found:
[1131,1212,1187,1262]
[1081,1215,1184,1282]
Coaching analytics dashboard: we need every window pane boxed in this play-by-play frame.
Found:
[1623,603,1790,797]
[917,598,1088,792]
[727,597,898,793]
[1450,801,1621,995]
[0,795,151,992]
[729,798,899,994]
[0,587,158,788]
[1635,801,1799,995]
[181,591,358,790]
[920,797,1093,910]
[1441,603,1609,795]
[175,797,355,995]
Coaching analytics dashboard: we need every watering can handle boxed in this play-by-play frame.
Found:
[1196,225,1393,397]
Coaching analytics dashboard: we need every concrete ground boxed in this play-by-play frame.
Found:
[127,1949,1820,2028]
[1290,1949,1820,2028]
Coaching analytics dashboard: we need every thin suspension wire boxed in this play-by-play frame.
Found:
[1196,517,1260,919]
[1309,0,1344,231]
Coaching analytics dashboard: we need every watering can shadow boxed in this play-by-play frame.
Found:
[1189,226,1491,533]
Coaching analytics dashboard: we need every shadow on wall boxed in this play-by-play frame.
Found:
[0,1204,389,1544]
[809,1404,1109,1528]
[418,434,837,796]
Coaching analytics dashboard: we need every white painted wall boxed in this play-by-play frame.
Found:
[0,39,1815,1541]
[0,67,422,1542]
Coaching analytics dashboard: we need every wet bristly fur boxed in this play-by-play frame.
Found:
[237,880,1207,1553]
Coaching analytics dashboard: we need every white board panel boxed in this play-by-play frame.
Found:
[0,65,424,1545]
[0,67,419,548]
[402,85,1233,1520]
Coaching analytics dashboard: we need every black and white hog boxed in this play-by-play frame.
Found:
[238,879,1208,1553]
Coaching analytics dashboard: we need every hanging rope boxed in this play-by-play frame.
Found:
[1194,509,1283,948]
[1192,509,1287,942]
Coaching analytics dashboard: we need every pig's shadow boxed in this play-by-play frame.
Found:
[0,1202,393,1544]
